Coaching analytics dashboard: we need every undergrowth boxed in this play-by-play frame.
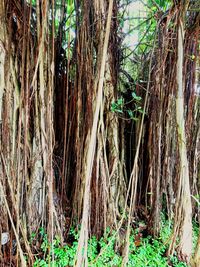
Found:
[32,216,198,267]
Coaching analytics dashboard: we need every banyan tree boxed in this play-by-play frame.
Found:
[0,0,200,266]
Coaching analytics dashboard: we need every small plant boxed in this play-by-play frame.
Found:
[111,91,144,121]
[111,97,124,113]
[33,221,192,267]
[33,228,78,267]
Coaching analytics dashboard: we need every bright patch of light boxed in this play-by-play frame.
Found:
[123,1,146,48]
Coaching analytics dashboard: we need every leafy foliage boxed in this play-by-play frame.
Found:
[111,91,144,121]
[33,220,191,267]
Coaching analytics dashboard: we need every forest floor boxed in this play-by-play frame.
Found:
[32,215,197,266]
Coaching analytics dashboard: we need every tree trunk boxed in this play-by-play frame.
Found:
[168,3,193,261]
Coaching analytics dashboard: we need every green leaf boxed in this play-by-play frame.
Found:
[132,92,142,101]
[128,110,133,118]
[117,97,124,105]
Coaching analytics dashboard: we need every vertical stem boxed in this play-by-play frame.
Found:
[76,1,114,266]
